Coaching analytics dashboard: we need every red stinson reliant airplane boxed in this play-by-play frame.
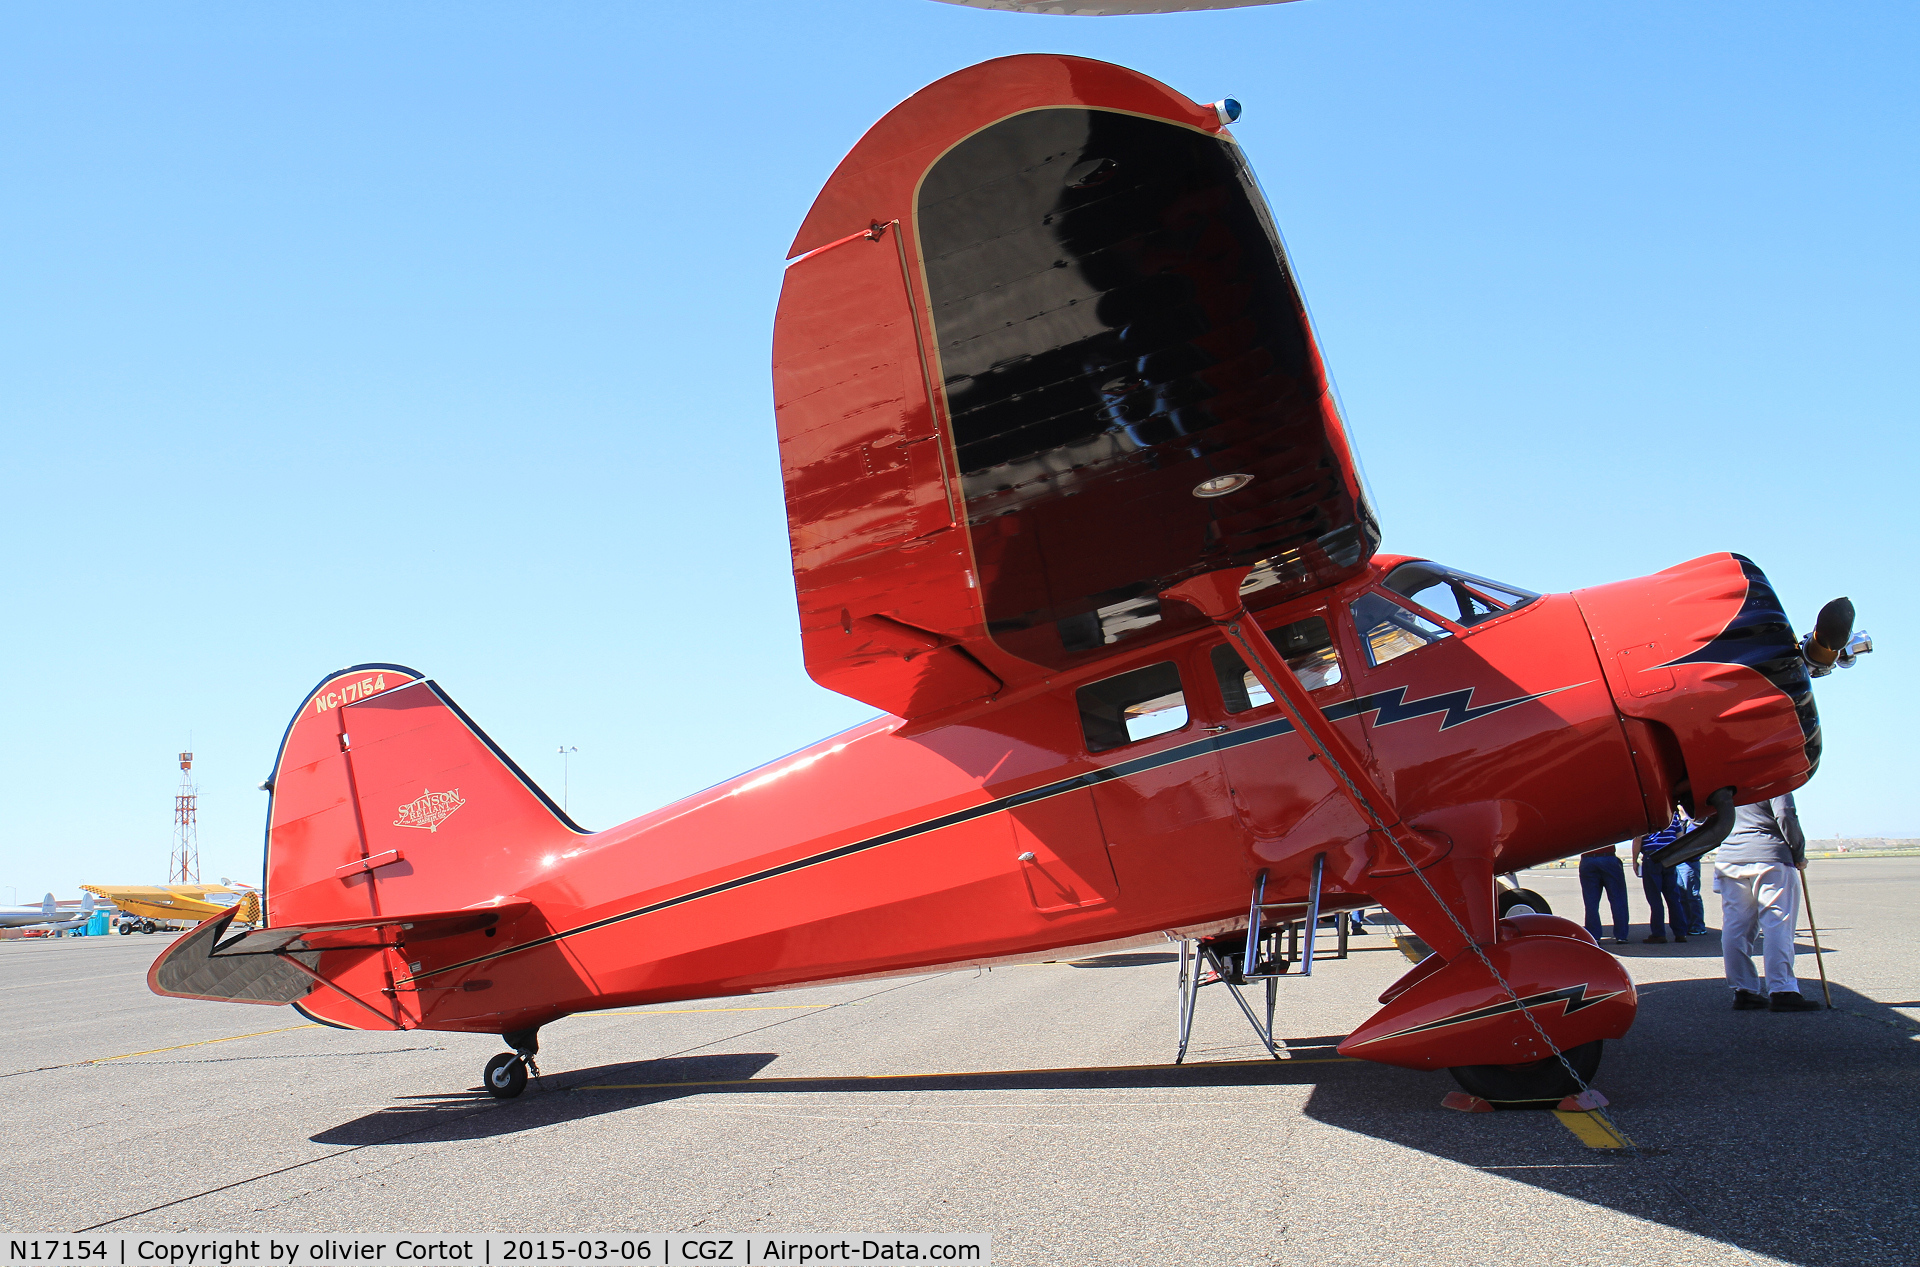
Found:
[152,55,1865,1107]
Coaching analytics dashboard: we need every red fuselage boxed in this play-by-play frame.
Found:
[258,549,1804,1044]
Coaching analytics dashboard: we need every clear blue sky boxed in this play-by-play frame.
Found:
[3,1,1914,902]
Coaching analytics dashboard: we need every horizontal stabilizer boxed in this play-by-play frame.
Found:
[149,908,318,1006]
[148,900,532,1006]
[213,899,531,956]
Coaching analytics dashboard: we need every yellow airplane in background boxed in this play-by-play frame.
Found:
[81,883,261,933]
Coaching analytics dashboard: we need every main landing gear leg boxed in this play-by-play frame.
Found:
[484,1026,542,1099]
[1172,937,1283,1064]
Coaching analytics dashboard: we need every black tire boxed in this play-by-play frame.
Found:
[118,924,132,936]
[1497,888,1552,918]
[484,1052,528,1099]
[141,921,156,934]
[1449,1039,1603,1110]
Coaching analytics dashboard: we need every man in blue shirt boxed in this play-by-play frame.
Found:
[1716,793,1820,1011]
[1632,809,1692,944]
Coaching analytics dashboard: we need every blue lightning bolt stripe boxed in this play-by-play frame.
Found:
[1334,682,1578,732]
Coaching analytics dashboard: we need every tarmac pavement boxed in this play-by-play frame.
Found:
[4,858,1917,1266]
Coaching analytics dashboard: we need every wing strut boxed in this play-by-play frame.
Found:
[1161,569,1407,831]
[1161,569,1493,954]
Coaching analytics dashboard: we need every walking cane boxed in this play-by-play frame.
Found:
[1797,863,1834,1009]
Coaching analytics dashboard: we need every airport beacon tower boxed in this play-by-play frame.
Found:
[169,752,199,885]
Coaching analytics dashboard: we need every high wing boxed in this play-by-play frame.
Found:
[81,885,234,923]
[773,54,1376,720]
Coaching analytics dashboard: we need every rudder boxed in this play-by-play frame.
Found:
[263,665,583,928]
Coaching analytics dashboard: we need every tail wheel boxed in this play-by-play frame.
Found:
[484,1052,528,1099]
[1497,888,1552,918]
[1448,1039,1603,1110]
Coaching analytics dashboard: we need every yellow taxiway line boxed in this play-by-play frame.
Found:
[1553,1108,1640,1150]
[87,1023,321,1064]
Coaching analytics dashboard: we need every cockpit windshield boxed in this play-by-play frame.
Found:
[1382,562,1539,629]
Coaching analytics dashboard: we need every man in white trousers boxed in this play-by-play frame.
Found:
[1714,792,1821,1012]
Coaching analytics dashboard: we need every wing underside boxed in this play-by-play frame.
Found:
[774,55,1377,716]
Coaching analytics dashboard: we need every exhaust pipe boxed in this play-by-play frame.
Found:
[1648,786,1737,869]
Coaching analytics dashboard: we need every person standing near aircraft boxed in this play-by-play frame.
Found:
[1579,843,1631,944]
[1673,857,1709,936]
[1633,810,1692,943]
[1717,794,1820,1011]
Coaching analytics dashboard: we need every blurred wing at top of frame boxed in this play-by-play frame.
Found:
[931,0,1303,13]
[772,54,1378,720]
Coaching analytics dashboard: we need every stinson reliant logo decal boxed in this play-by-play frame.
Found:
[394,787,466,832]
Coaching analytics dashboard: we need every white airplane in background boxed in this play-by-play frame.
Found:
[0,892,98,931]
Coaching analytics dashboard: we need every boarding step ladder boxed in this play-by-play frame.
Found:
[1172,855,1354,1063]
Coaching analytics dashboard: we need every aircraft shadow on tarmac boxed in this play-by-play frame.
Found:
[308,1040,1376,1147]
[310,1053,784,1146]
[310,974,1915,1265]
[1298,977,1918,1267]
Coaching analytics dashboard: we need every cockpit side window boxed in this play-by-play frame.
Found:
[1352,591,1453,667]
[1211,615,1343,713]
[1077,661,1188,753]
[1382,562,1538,629]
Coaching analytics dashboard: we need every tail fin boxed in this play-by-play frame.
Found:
[263,665,584,928]
[42,893,55,916]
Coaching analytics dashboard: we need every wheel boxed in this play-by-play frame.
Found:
[140,921,156,934]
[118,923,132,935]
[1449,1039,1603,1109]
[1497,888,1552,918]
[484,1052,528,1099]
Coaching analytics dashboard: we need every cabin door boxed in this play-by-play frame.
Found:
[1206,608,1378,868]
[1075,654,1251,924]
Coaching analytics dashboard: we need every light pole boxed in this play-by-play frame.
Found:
[558,746,578,814]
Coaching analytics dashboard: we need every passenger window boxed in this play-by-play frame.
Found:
[1352,591,1453,667]
[1383,561,1538,629]
[1210,616,1343,713]
[1077,662,1188,753]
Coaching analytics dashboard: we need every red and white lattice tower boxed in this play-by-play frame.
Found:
[169,751,199,885]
